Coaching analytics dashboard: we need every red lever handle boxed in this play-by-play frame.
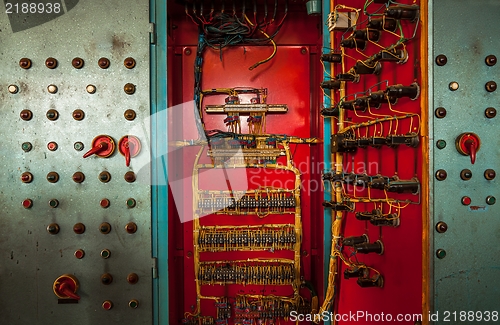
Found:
[83,142,108,158]
[118,135,141,167]
[57,282,81,300]
[465,139,477,164]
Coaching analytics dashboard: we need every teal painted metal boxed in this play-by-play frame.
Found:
[322,0,333,323]
[430,0,500,321]
[150,0,168,324]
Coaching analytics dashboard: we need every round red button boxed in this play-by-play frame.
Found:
[100,199,110,208]
[461,196,471,205]
[22,199,33,209]
[74,249,85,259]
[102,300,113,310]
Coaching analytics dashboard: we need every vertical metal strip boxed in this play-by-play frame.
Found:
[322,1,333,324]
[150,0,168,324]
[425,0,434,323]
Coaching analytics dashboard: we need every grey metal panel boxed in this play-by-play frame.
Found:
[0,1,152,324]
[431,0,500,321]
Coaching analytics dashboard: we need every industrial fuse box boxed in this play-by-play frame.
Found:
[1,1,500,325]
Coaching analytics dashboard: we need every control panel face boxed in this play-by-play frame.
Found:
[0,1,153,324]
[431,0,500,317]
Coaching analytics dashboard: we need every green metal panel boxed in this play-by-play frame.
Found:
[0,1,153,324]
[430,0,500,321]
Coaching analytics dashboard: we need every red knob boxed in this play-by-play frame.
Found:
[83,135,115,158]
[456,133,481,164]
[118,135,141,167]
[53,274,80,300]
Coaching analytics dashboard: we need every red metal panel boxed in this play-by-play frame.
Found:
[328,1,424,324]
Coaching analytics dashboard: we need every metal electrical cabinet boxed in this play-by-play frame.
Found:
[429,0,500,321]
[0,1,155,324]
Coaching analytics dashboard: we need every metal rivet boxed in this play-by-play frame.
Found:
[435,54,447,66]
[486,81,497,92]
[124,83,136,95]
[47,84,58,94]
[124,109,136,121]
[436,222,448,233]
[449,82,459,91]
[485,55,497,66]
[484,169,496,180]
[435,169,447,181]
[124,57,136,69]
[19,58,32,69]
[8,85,19,94]
[45,57,58,69]
[72,57,84,69]
[98,57,110,69]
[435,107,447,118]
[485,107,497,118]
[86,85,96,94]
[460,169,472,180]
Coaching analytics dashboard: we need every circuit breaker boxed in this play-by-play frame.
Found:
[0,1,153,324]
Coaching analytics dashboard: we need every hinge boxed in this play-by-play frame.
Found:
[152,257,158,278]
[149,23,156,44]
